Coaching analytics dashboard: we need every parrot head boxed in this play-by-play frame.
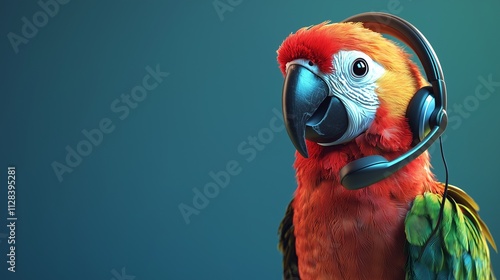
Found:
[277,22,428,160]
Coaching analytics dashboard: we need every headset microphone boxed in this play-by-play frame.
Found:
[338,12,448,190]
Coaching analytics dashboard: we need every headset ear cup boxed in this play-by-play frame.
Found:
[406,86,436,144]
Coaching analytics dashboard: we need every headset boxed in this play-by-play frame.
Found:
[338,12,448,190]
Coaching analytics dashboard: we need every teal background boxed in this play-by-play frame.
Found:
[1,1,499,279]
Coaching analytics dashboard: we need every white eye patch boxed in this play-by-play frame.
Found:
[318,50,385,146]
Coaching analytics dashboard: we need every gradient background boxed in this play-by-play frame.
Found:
[1,1,499,279]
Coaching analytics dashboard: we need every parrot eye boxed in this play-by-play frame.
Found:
[351,58,368,77]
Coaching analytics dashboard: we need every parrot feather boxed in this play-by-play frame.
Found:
[278,200,300,280]
[405,184,496,279]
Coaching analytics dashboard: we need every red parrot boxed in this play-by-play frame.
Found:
[276,18,497,279]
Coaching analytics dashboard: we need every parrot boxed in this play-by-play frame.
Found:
[276,20,497,279]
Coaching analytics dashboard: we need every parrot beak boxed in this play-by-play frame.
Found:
[282,64,329,158]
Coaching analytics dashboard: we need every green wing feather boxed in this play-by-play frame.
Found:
[405,184,497,280]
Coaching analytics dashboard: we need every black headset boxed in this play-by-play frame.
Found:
[338,12,448,190]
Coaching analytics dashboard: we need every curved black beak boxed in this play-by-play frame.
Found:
[282,64,329,158]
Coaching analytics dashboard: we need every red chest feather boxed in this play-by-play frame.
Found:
[291,134,434,279]
[293,178,409,279]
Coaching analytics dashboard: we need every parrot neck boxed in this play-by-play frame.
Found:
[294,139,434,202]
